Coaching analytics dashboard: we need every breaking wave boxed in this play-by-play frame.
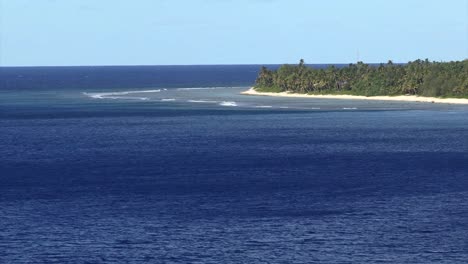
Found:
[219,101,237,107]
[187,100,218,103]
[83,89,161,100]
[255,105,273,108]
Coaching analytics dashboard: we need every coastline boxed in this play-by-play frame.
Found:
[241,87,468,105]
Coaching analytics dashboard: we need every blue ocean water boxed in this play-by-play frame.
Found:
[1,66,468,263]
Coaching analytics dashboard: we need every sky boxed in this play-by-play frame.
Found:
[0,0,467,66]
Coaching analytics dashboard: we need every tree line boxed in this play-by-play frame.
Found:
[255,59,468,97]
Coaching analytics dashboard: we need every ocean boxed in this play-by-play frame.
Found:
[1,65,468,263]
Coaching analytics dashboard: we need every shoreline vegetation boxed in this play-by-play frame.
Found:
[246,59,468,104]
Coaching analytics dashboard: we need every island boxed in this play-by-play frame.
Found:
[244,59,468,104]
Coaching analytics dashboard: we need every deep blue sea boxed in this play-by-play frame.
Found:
[1,65,468,263]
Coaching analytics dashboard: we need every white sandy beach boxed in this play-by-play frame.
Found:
[241,88,468,105]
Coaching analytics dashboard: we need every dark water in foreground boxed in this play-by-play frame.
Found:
[1,66,468,263]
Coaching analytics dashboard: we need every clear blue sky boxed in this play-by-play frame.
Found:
[0,0,466,66]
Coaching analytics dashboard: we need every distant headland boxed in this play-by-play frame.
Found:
[245,59,468,104]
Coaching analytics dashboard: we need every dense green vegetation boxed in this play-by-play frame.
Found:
[255,59,468,98]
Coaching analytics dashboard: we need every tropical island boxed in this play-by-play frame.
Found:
[244,59,468,104]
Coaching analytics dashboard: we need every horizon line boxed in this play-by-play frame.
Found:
[1,59,466,68]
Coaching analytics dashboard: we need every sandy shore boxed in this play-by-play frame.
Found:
[241,87,468,105]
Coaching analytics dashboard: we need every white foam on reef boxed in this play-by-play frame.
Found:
[255,105,273,108]
[117,96,149,101]
[83,92,105,99]
[187,100,218,103]
[83,93,150,100]
[83,89,161,100]
[219,101,237,107]
[161,98,176,102]
[343,107,358,110]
